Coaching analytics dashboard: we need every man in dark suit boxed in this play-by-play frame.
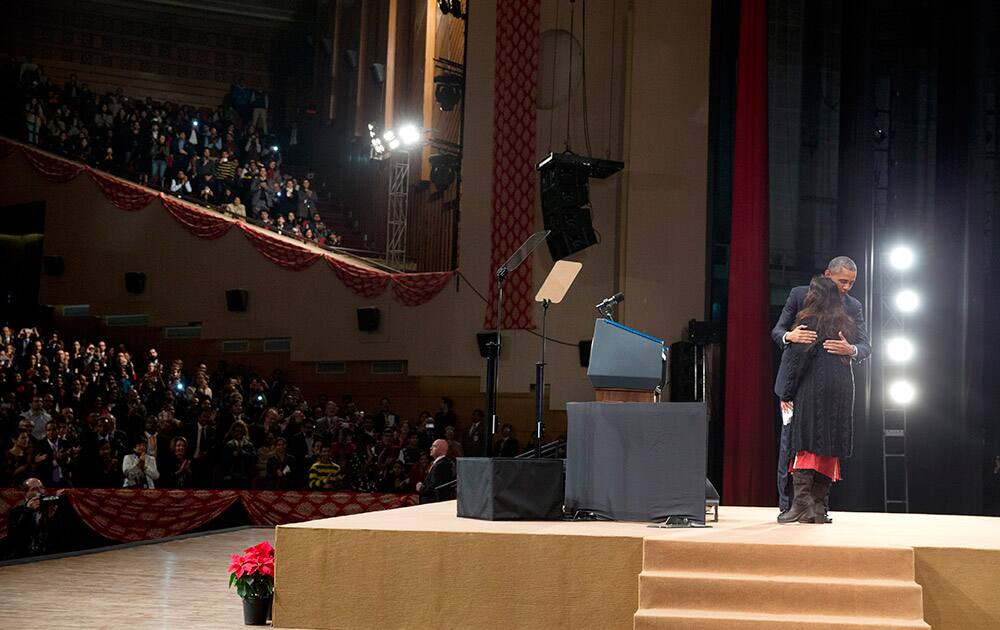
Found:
[186,408,218,488]
[417,439,455,504]
[771,256,871,519]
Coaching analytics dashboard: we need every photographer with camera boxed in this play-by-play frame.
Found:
[5,478,69,559]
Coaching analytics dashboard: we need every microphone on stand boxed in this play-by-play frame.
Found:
[595,292,625,311]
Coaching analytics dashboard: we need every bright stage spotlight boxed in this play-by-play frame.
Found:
[886,337,915,362]
[895,289,920,313]
[889,246,915,270]
[888,380,916,405]
[397,123,422,146]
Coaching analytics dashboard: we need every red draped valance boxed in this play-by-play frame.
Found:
[0,487,416,543]
[0,138,454,307]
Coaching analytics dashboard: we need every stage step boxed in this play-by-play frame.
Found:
[635,608,931,629]
[634,540,928,629]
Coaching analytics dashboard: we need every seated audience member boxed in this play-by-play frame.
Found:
[417,439,455,504]
[254,432,276,483]
[492,423,520,457]
[308,441,343,490]
[434,397,457,439]
[198,173,219,204]
[3,431,37,486]
[5,478,70,559]
[22,396,51,441]
[162,436,193,489]
[91,441,123,488]
[265,436,297,490]
[122,435,159,488]
[378,460,411,494]
[399,433,423,466]
[444,425,464,459]
[170,170,192,195]
[187,408,217,488]
[36,420,71,487]
[221,420,256,488]
[225,195,246,218]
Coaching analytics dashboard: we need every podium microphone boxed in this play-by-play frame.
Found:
[596,292,624,311]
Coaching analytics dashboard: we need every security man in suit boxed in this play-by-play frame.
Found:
[417,439,456,504]
[771,256,871,520]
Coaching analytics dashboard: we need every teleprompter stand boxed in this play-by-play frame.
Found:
[532,260,582,457]
[484,230,549,458]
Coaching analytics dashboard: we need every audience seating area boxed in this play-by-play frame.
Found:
[3,59,370,254]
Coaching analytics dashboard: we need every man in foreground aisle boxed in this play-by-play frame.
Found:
[772,256,871,522]
[416,439,455,504]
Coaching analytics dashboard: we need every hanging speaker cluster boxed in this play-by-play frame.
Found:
[536,151,624,261]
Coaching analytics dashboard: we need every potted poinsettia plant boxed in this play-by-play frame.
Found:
[229,540,276,625]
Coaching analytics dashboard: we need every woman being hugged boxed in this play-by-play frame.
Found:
[778,276,857,524]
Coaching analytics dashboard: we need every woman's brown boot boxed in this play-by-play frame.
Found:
[809,472,832,524]
[778,470,816,524]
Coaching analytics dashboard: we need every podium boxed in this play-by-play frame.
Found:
[586,319,666,402]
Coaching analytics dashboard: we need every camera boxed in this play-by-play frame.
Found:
[175,382,184,392]
[256,394,265,403]
[38,494,61,508]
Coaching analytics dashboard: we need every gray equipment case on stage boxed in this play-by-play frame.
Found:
[565,401,707,522]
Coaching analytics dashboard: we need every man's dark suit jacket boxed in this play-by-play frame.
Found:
[418,457,456,504]
[771,285,871,399]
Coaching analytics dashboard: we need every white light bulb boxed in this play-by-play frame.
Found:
[398,124,421,145]
[886,337,914,362]
[889,246,915,270]
[895,290,919,313]
[889,380,916,405]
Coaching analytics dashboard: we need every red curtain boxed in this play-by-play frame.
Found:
[722,0,775,506]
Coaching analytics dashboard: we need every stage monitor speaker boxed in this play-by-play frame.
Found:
[43,255,64,277]
[357,306,380,332]
[125,272,146,294]
[226,289,249,312]
[578,339,592,367]
[476,332,501,358]
[457,458,564,520]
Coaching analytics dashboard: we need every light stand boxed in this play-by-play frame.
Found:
[483,230,550,458]
[532,260,583,458]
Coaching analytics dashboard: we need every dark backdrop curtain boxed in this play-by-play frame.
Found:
[722,0,775,506]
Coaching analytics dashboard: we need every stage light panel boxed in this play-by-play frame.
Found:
[889,380,916,405]
[886,337,915,362]
[398,124,421,146]
[889,246,915,270]
[895,289,919,313]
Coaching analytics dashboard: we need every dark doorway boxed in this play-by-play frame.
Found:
[0,202,45,328]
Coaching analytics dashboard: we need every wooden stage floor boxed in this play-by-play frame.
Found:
[1,506,998,629]
[0,527,275,629]
[274,503,1000,630]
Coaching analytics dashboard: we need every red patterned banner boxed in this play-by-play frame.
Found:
[160,194,234,239]
[392,271,455,306]
[19,146,85,182]
[485,0,541,330]
[239,223,323,270]
[70,489,239,542]
[0,488,418,544]
[88,170,155,211]
[0,138,454,307]
[241,490,415,526]
[326,256,391,298]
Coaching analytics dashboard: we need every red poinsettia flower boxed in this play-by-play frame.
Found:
[229,553,246,578]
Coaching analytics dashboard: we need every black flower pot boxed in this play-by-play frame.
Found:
[242,595,273,625]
